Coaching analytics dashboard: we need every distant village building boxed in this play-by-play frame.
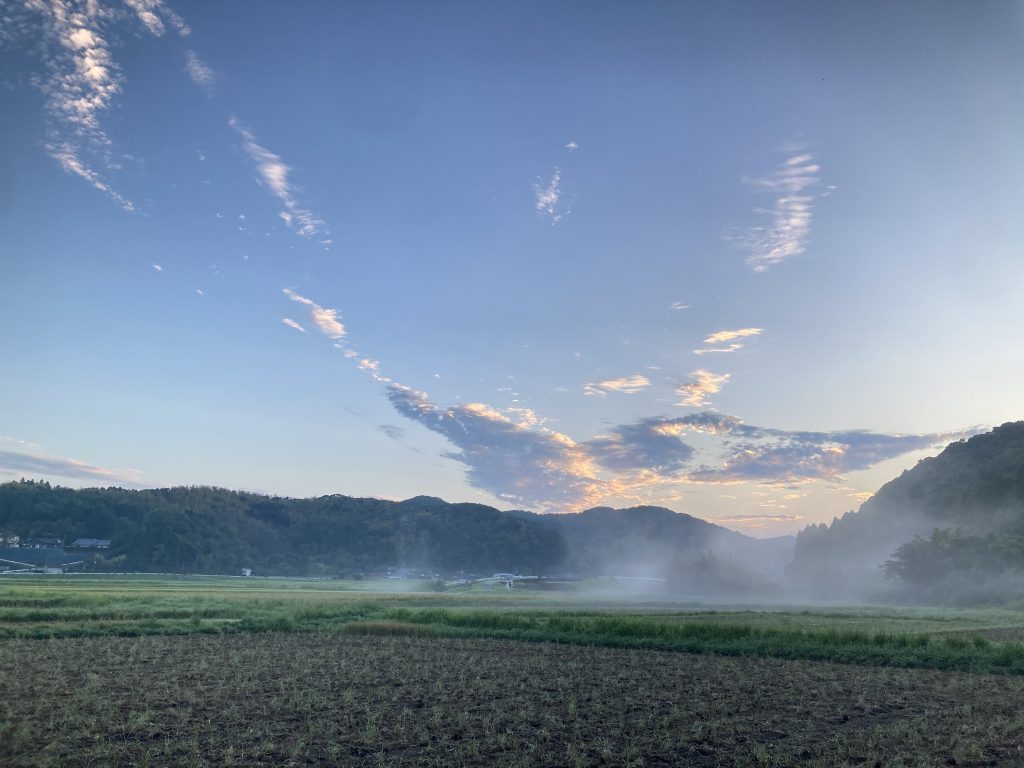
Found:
[387,567,431,580]
[71,538,111,549]
[22,537,63,549]
[0,535,19,547]
[241,568,253,577]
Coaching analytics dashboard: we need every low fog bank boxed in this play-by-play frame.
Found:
[5,420,1024,609]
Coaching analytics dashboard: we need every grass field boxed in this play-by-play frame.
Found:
[4,575,1024,766]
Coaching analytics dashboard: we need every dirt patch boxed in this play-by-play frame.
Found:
[2,633,1023,767]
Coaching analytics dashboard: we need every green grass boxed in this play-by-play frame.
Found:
[378,607,1024,674]
[5,574,1024,673]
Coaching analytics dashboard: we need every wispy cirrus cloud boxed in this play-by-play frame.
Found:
[583,374,651,397]
[24,0,195,211]
[534,168,569,223]
[183,49,214,90]
[694,343,743,355]
[675,369,730,408]
[27,0,132,209]
[703,328,763,345]
[231,119,328,241]
[733,152,824,272]
[282,289,345,339]
[0,448,144,486]
[694,327,763,355]
[121,0,190,37]
[281,317,305,333]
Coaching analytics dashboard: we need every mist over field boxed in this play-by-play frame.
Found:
[3,423,1023,610]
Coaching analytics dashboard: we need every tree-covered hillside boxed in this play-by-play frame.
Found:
[0,482,564,576]
[0,481,790,579]
[790,422,1024,601]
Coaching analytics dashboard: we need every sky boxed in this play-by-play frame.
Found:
[1,1,1023,536]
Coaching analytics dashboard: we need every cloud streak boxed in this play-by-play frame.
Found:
[734,152,824,272]
[694,327,763,356]
[583,374,651,397]
[703,328,763,345]
[184,49,214,90]
[282,289,345,339]
[121,0,190,37]
[231,119,328,241]
[0,448,144,486]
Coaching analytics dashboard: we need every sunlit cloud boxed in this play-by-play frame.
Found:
[583,374,651,397]
[281,317,305,333]
[231,119,328,241]
[385,383,605,509]
[675,369,730,408]
[732,152,824,272]
[382,380,971,508]
[0,448,144,486]
[693,328,762,356]
[565,140,578,151]
[534,168,569,223]
[282,288,345,339]
[703,328,763,345]
[668,301,689,311]
[358,358,391,383]
[694,344,744,355]
[151,263,162,272]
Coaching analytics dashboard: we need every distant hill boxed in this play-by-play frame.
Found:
[518,505,794,578]
[790,421,1024,600]
[0,483,563,576]
[0,482,790,580]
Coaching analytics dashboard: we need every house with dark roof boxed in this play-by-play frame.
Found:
[70,538,111,549]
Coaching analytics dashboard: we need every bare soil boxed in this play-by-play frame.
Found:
[2,633,1023,767]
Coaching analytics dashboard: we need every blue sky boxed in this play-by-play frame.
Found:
[2,1,1022,535]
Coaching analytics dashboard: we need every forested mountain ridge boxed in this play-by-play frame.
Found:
[0,483,563,575]
[0,482,789,577]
